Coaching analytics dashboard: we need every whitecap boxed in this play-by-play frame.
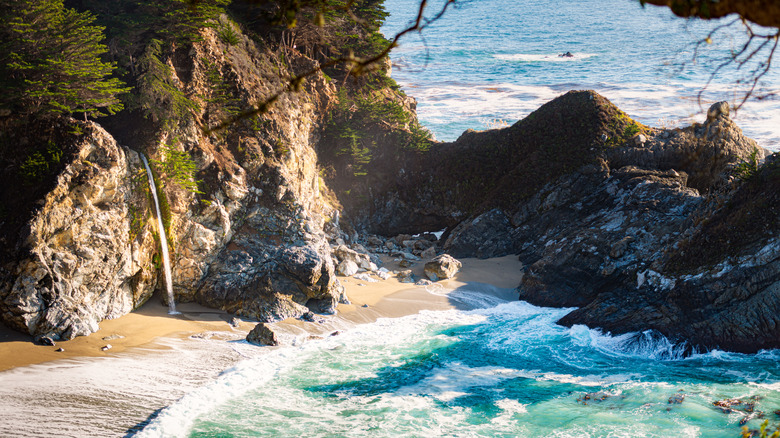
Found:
[494,53,597,62]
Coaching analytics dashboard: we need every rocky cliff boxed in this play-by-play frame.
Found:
[2,2,778,355]
[352,90,777,353]
[0,6,415,340]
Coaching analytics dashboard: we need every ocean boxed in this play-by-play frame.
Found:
[136,290,780,438]
[380,0,780,149]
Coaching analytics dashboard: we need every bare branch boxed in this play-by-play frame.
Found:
[204,0,457,134]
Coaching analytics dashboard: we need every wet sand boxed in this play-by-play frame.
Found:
[0,255,523,372]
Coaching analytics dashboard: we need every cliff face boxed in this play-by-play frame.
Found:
[0,11,407,339]
[0,124,157,339]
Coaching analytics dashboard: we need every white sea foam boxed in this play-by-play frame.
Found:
[494,53,597,62]
[395,363,522,401]
[396,77,780,149]
[569,325,693,361]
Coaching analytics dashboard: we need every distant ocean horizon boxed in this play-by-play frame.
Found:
[381,0,780,150]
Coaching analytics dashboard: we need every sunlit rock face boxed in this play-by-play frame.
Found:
[0,123,158,340]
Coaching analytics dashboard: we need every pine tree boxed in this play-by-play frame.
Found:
[0,0,129,118]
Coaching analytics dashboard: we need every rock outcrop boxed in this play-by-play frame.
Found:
[348,91,778,353]
[0,123,158,340]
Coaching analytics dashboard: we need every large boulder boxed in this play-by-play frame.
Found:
[424,254,462,281]
[246,323,279,346]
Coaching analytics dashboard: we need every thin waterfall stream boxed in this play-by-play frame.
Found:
[140,153,179,315]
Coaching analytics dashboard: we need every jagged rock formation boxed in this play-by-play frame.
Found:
[354,90,776,353]
[0,124,158,339]
[0,10,410,339]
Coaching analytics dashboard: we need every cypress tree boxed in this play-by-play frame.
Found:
[0,0,129,119]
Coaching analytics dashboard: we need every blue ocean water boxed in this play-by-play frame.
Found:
[139,295,780,437]
[381,0,780,149]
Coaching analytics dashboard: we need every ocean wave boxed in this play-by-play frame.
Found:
[494,53,597,62]
[569,326,694,361]
[393,79,780,149]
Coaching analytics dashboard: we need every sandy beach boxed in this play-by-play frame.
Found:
[0,255,523,437]
[0,255,523,372]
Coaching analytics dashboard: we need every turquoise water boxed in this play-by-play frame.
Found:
[381,0,780,148]
[139,298,780,437]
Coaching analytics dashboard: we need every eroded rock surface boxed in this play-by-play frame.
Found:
[424,254,462,281]
[0,123,157,340]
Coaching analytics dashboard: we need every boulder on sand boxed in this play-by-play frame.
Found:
[424,254,462,281]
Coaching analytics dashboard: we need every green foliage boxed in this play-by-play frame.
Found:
[407,122,433,152]
[741,419,780,438]
[0,0,129,118]
[735,148,761,181]
[217,19,241,46]
[623,122,641,138]
[19,141,63,185]
[323,88,431,176]
[202,59,242,117]
[127,39,200,129]
[145,0,231,43]
[152,137,203,195]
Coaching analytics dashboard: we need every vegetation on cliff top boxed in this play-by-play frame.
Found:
[666,153,780,273]
[0,0,129,119]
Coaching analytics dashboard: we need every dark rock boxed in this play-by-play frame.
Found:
[55,347,64,352]
[576,391,611,404]
[246,323,279,346]
[101,344,112,351]
[228,318,241,328]
[35,336,55,346]
[444,209,515,258]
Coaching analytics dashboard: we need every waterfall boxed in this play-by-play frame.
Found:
[140,153,179,315]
